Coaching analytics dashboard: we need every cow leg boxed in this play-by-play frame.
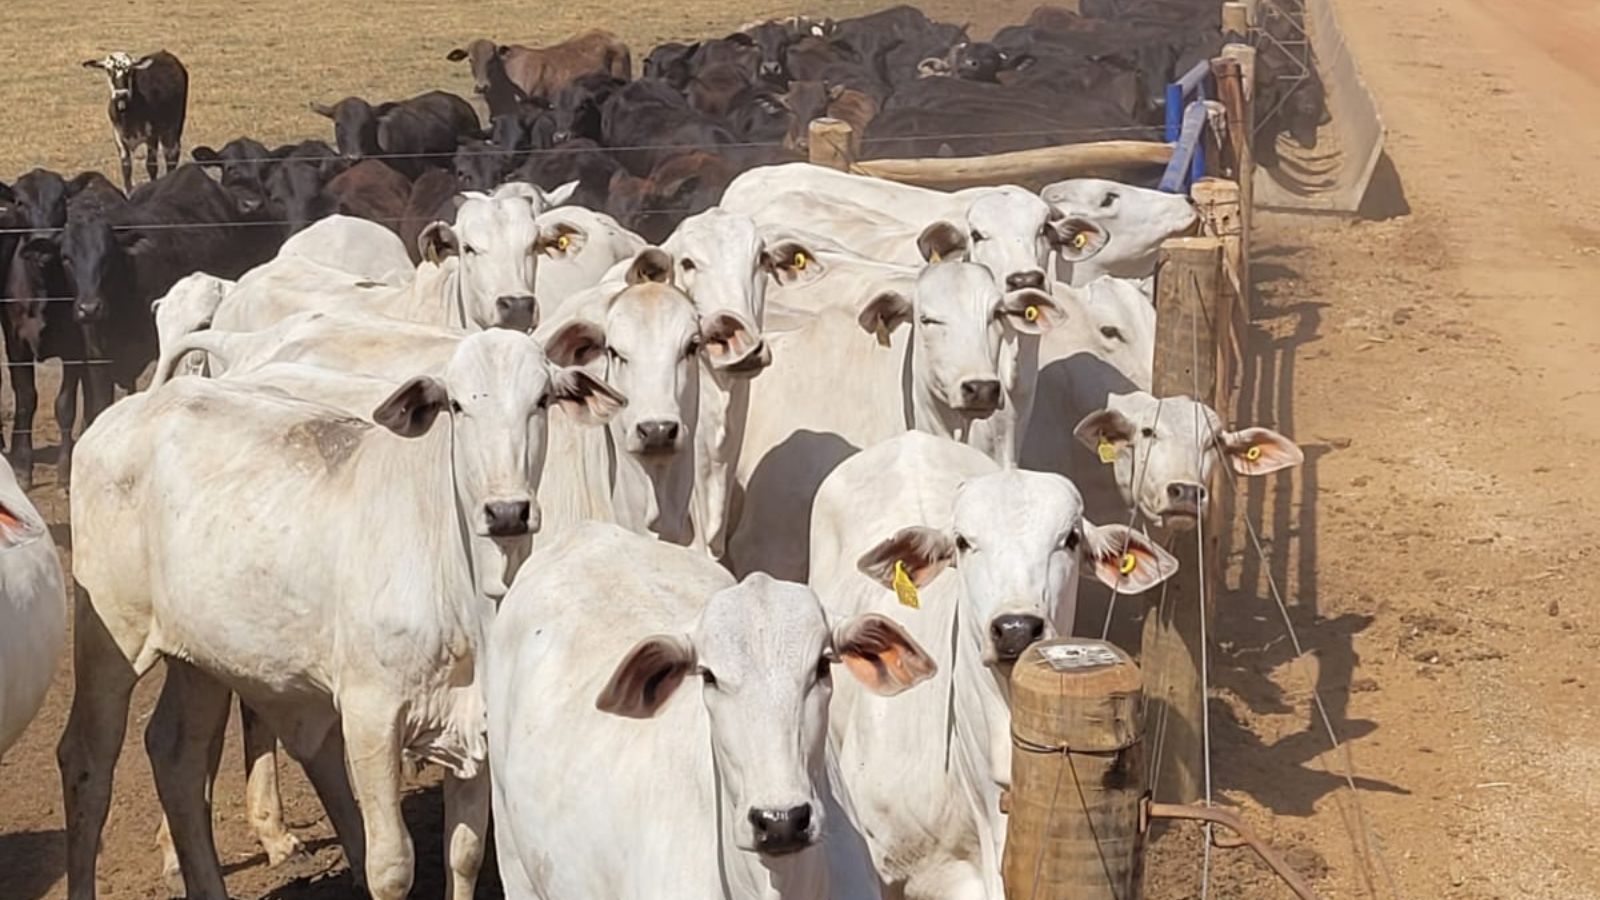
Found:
[58,586,149,900]
[144,659,231,900]
[340,698,413,900]
[55,360,82,486]
[145,137,160,185]
[163,138,181,180]
[242,700,306,866]
[298,725,369,890]
[115,134,133,195]
[442,770,489,900]
[9,356,37,490]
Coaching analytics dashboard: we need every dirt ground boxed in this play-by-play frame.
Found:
[5,0,1600,897]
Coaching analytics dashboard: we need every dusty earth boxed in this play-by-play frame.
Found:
[4,0,1600,897]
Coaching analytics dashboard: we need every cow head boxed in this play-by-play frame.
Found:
[744,22,794,85]
[922,188,1109,301]
[309,97,381,161]
[661,209,794,376]
[265,142,343,235]
[855,467,1174,785]
[1075,392,1304,530]
[445,38,500,96]
[860,261,1060,427]
[1041,179,1199,283]
[597,573,933,855]
[372,330,624,596]
[60,213,144,327]
[550,74,625,145]
[82,52,151,113]
[417,192,583,331]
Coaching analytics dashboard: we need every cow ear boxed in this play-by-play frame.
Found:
[833,614,937,696]
[539,222,589,260]
[1048,214,1109,261]
[496,44,512,57]
[417,221,459,265]
[1074,408,1136,455]
[761,239,820,285]
[1081,521,1179,594]
[372,376,449,437]
[116,230,152,255]
[1220,427,1304,476]
[543,319,607,368]
[446,48,469,62]
[133,56,155,71]
[701,311,770,374]
[191,146,221,165]
[309,101,336,119]
[547,364,627,425]
[625,248,673,285]
[996,288,1064,336]
[917,221,967,263]
[856,526,956,590]
[856,290,912,343]
[827,82,847,101]
[543,180,579,207]
[81,58,106,70]
[596,634,696,719]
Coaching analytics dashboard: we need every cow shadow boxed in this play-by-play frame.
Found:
[0,828,66,900]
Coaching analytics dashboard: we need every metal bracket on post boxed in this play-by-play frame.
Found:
[1144,800,1322,900]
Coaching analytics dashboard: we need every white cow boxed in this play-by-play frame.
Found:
[721,163,997,228]
[1039,178,1198,285]
[533,206,648,307]
[151,272,234,384]
[274,214,415,282]
[487,522,936,900]
[213,193,581,333]
[61,330,624,900]
[727,258,1061,581]
[808,432,1177,899]
[0,459,65,759]
[1071,390,1305,529]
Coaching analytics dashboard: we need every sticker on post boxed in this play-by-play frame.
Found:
[1037,642,1120,672]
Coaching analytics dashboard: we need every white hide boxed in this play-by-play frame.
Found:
[274,214,416,283]
[0,460,65,758]
[807,432,1177,900]
[487,522,934,900]
[151,272,234,383]
[1040,178,1198,284]
[533,206,647,308]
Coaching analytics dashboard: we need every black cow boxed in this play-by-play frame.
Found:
[550,73,628,144]
[606,151,735,243]
[191,137,274,214]
[262,140,345,235]
[743,22,795,84]
[600,79,737,176]
[59,165,284,422]
[399,169,461,265]
[831,6,968,86]
[869,77,1138,158]
[81,51,189,193]
[643,41,699,90]
[310,91,482,179]
[452,140,515,192]
[510,138,622,213]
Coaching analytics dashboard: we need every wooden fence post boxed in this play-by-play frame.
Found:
[1222,1,1250,34]
[1217,44,1257,296]
[808,118,855,171]
[1189,179,1244,407]
[1145,236,1225,808]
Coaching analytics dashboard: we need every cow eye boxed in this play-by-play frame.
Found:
[955,534,972,553]
[1099,325,1125,341]
[680,258,697,272]
[607,348,627,366]
[449,400,463,414]
[816,656,832,682]
[1140,427,1156,438]
[1100,192,1120,209]
[684,337,702,358]
[462,245,479,256]
[1061,530,1081,551]
[699,667,718,687]
[535,393,551,410]
[970,230,986,242]
[918,315,942,327]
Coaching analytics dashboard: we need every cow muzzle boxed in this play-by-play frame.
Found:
[1159,481,1206,529]
[74,298,106,325]
[989,614,1046,662]
[494,295,539,332]
[631,419,682,457]
[483,499,536,537]
[1005,270,1047,292]
[747,804,814,856]
[958,378,1003,415]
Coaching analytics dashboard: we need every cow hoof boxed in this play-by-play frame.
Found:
[263,831,307,868]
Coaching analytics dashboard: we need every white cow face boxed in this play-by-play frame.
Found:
[1053,276,1157,389]
[545,251,709,459]
[1041,179,1199,283]
[1074,392,1305,530]
[82,52,150,112]
[664,209,813,375]
[596,574,935,856]
[372,330,624,583]
[857,469,1177,668]
[418,194,587,331]
[860,262,1062,421]
[916,188,1111,297]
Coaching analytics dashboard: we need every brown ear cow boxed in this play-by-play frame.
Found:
[447,30,632,108]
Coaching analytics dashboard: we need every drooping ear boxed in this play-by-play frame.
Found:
[1220,426,1304,476]
[761,239,821,285]
[543,180,579,207]
[417,221,459,265]
[446,48,470,62]
[595,633,697,719]
[372,376,450,437]
[701,310,769,373]
[1073,408,1137,454]
[116,229,152,255]
[19,237,57,263]
[996,288,1064,336]
[308,101,337,119]
[191,146,221,166]
[625,248,674,285]
[542,319,607,368]
[1047,214,1110,262]
[132,56,155,71]
[827,82,848,101]
[538,222,589,260]
[833,613,937,696]
[916,220,967,263]
[547,364,628,425]
[855,290,913,344]
[856,526,956,590]
[1080,521,1179,594]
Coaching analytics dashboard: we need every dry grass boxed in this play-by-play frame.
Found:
[0,0,1017,181]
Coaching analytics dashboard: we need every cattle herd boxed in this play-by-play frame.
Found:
[0,2,1323,899]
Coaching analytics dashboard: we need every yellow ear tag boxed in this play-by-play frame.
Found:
[1024,305,1040,323]
[792,251,807,271]
[1245,445,1263,462]
[1072,232,1089,250]
[874,320,892,348]
[892,560,920,610]
[556,234,571,251]
[1118,552,1138,575]
[1097,437,1117,465]
[929,250,942,263]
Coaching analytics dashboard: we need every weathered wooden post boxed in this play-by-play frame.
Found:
[1222,1,1251,34]
[808,117,855,171]
[1216,43,1257,299]
[1144,236,1226,808]
[1189,179,1244,399]
[1003,639,1146,899]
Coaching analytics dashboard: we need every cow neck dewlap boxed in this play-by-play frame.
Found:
[605,426,697,547]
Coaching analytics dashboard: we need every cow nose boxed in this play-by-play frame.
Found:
[959,379,1003,413]
[759,61,784,77]
[1165,481,1207,510]
[634,419,681,454]
[990,614,1046,660]
[495,295,539,331]
[1006,270,1046,291]
[551,131,571,144]
[748,804,813,855]
[74,300,103,324]
[484,500,533,537]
